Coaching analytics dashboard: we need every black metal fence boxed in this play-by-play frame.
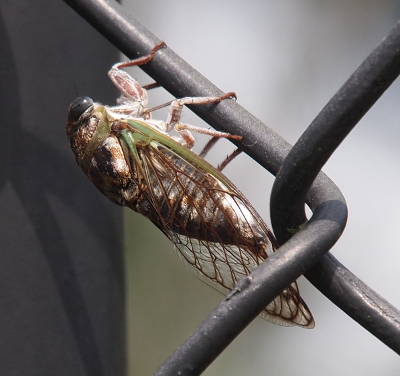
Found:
[63,0,400,371]
[2,0,399,375]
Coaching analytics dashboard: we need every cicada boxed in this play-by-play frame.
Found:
[66,43,314,328]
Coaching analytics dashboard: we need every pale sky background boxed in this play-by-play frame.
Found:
[122,1,400,375]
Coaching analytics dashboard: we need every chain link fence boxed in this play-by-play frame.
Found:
[15,0,398,374]
[65,0,400,374]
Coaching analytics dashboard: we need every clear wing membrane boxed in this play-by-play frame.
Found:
[124,132,314,328]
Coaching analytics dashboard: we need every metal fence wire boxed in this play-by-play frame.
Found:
[65,0,400,374]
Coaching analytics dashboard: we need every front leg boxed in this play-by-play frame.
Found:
[165,92,241,149]
[107,42,166,116]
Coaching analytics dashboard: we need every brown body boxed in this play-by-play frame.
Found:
[66,97,315,328]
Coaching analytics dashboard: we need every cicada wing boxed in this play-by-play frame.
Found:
[122,131,314,328]
[261,281,315,328]
[166,230,314,328]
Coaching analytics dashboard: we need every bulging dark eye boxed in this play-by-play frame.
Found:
[68,97,94,122]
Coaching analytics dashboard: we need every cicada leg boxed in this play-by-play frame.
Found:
[166,92,241,149]
[107,42,166,115]
[199,136,243,172]
[198,136,220,158]
[217,148,242,172]
[141,82,162,91]
[112,41,166,70]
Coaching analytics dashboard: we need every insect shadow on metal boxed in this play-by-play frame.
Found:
[66,43,315,329]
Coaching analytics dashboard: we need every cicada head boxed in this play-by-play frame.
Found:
[67,97,101,165]
[66,97,140,206]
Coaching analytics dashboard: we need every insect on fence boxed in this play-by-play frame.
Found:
[66,42,314,328]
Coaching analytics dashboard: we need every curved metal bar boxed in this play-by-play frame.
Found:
[270,20,400,352]
[63,0,400,373]
[271,20,400,242]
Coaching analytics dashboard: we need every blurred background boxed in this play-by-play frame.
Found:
[122,0,400,375]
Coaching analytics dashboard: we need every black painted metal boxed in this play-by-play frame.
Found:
[271,21,400,243]
[270,20,400,354]
[62,0,400,374]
